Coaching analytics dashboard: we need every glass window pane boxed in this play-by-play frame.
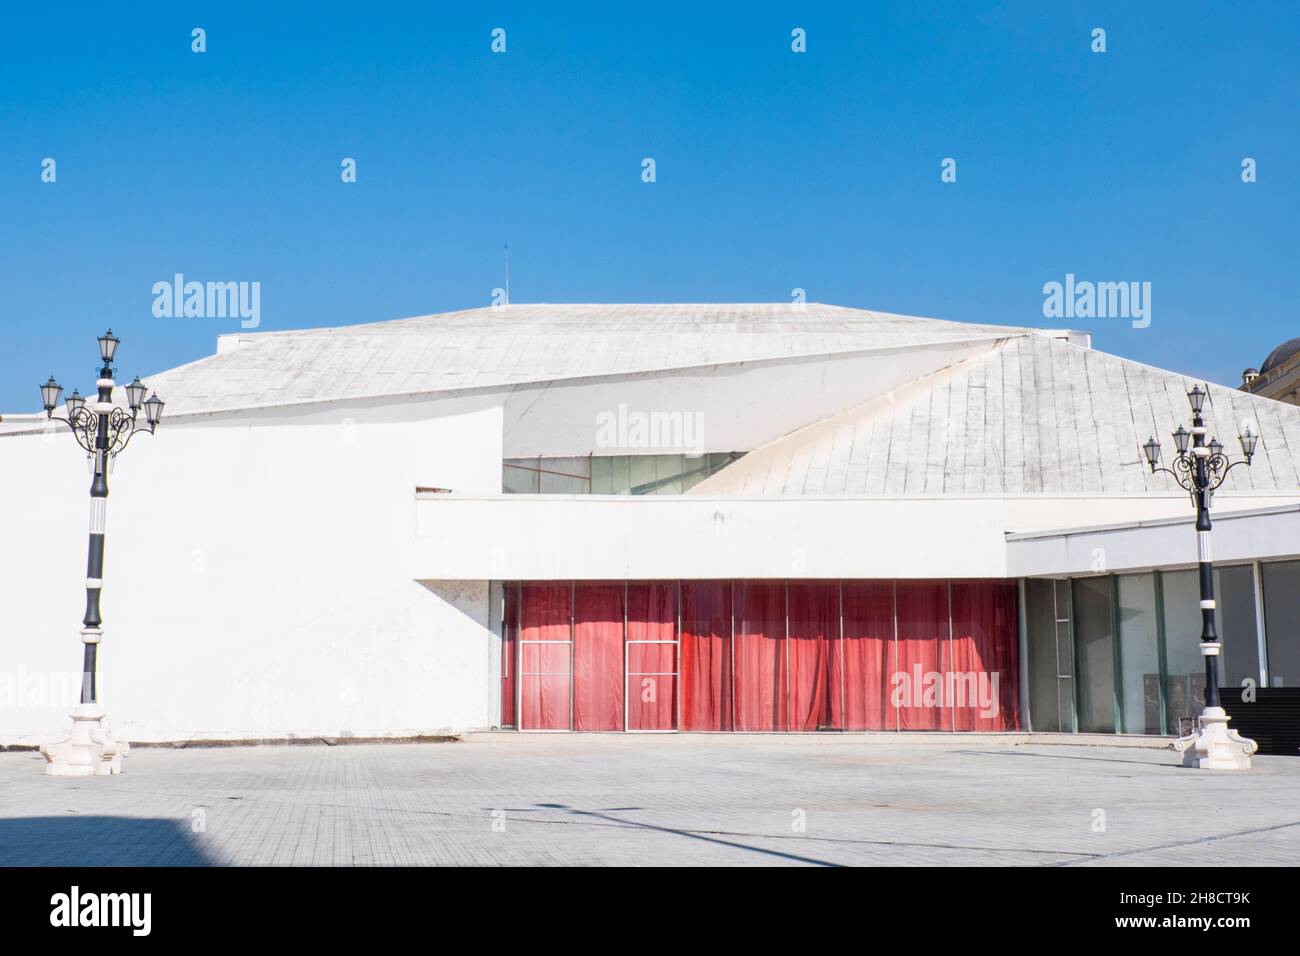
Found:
[502,458,540,494]
[1161,570,1205,734]
[652,454,684,495]
[1072,577,1116,733]
[590,456,612,494]
[1217,565,1260,696]
[628,456,659,495]
[537,457,590,494]
[1026,579,1063,732]
[1117,574,1162,735]
[1262,560,1300,688]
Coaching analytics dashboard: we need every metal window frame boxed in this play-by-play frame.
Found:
[729,579,736,732]
[947,579,956,733]
[1111,572,1166,736]
[499,581,519,729]
[784,579,790,731]
[838,579,846,732]
[516,584,575,733]
[892,579,900,732]
[1109,574,1123,734]
[1252,561,1269,687]
[1066,574,1118,733]
[1017,578,1031,732]
[1154,571,1170,736]
[624,581,680,733]
[1052,578,1076,734]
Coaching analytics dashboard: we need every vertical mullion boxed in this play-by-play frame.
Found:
[730,579,736,733]
[517,583,526,731]
[1051,580,1061,732]
[623,580,629,733]
[947,579,955,733]
[1155,571,1169,736]
[570,580,575,732]
[1017,578,1030,732]
[1068,580,1080,734]
[675,579,682,733]
[1110,575,1123,734]
[1252,561,1269,688]
[838,579,845,732]
[784,579,790,732]
[892,579,900,732]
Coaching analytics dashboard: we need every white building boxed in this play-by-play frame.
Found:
[3,303,1300,745]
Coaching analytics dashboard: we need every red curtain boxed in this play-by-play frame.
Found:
[786,582,838,731]
[950,580,1020,731]
[626,582,677,730]
[502,584,518,728]
[573,583,625,731]
[519,583,572,730]
[895,580,950,730]
[680,582,732,731]
[512,578,1020,735]
[841,581,895,730]
[733,581,786,731]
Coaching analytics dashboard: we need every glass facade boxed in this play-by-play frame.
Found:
[499,563,1298,737]
[1160,570,1205,735]
[1116,574,1162,734]
[1216,565,1261,696]
[1073,577,1116,733]
[1262,561,1300,688]
[1025,579,1073,732]
[502,578,1021,732]
[1025,562,1289,736]
[504,453,743,495]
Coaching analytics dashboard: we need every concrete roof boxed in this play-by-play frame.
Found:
[138,303,1036,416]
[690,333,1300,496]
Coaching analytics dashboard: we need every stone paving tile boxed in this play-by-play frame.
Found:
[0,735,1297,866]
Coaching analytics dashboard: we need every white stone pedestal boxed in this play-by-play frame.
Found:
[40,705,130,776]
[1173,706,1257,770]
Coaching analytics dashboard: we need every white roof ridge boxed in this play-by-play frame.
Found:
[688,333,1300,497]
[688,338,1017,495]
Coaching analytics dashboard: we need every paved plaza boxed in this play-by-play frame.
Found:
[1,734,1298,866]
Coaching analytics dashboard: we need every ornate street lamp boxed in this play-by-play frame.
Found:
[37,330,163,776]
[1142,385,1258,770]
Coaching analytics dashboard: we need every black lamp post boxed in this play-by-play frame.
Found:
[37,330,164,777]
[1143,384,1259,769]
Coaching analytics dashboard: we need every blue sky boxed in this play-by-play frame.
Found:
[2,2,1297,411]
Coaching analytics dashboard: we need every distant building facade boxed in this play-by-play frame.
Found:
[1242,337,1300,405]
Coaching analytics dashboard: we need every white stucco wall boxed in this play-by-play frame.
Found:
[0,397,504,745]
[413,491,1300,581]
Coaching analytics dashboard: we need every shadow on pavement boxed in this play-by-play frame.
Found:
[534,802,842,866]
[0,816,215,866]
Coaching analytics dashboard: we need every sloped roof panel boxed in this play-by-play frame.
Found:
[691,335,1300,496]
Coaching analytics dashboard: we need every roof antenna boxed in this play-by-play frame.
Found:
[504,243,510,306]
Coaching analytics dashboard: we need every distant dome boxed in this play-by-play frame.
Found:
[1261,337,1300,374]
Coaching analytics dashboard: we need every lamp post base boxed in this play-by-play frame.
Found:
[40,705,130,777]
[1173,706,1257,770]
